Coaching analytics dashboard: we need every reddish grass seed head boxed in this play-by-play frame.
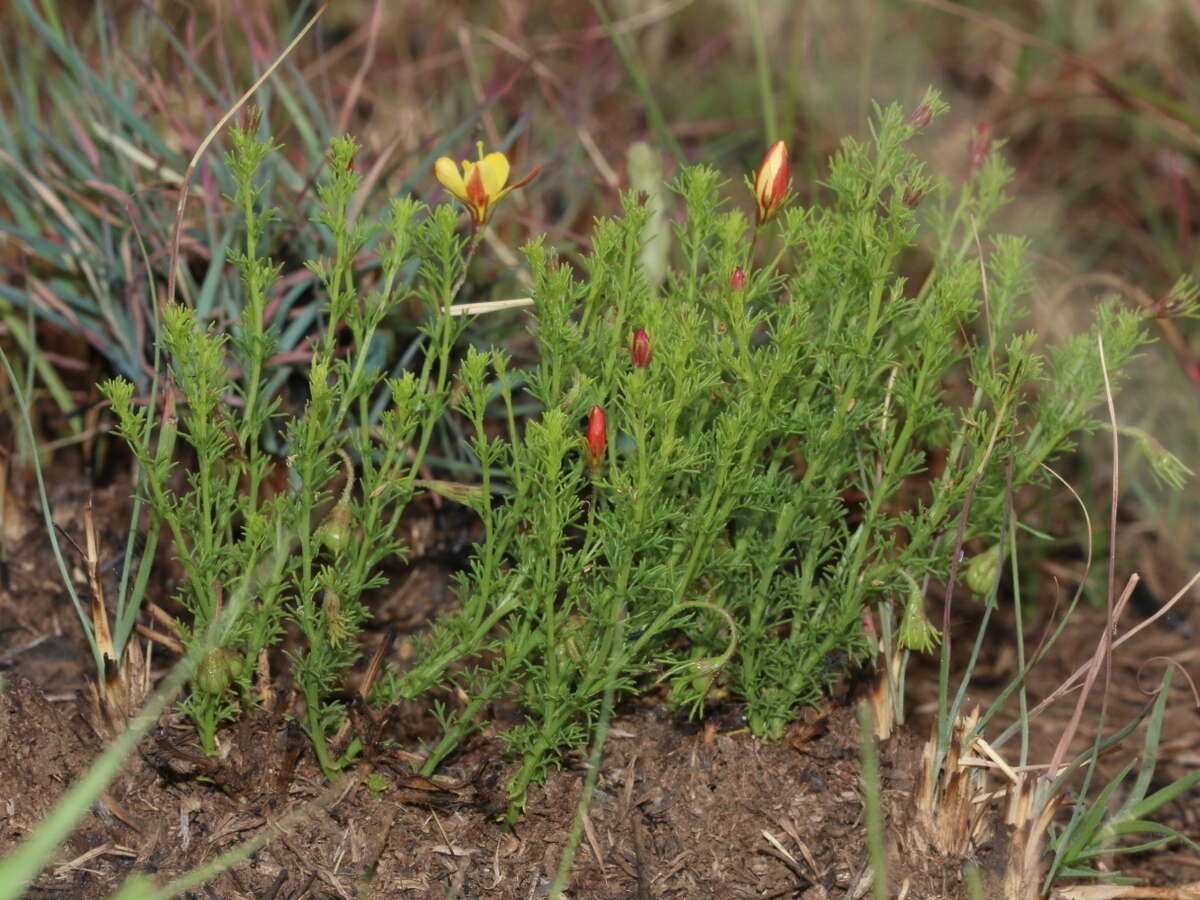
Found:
[967,123,991,176]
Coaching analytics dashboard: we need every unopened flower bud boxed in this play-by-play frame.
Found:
[730,267,746,291]
[631,328,651,368]
[586,405,607,471]
[903,186,925,208]
[967,123,990,176]
[907,104,933,131]
[753,140,789,226]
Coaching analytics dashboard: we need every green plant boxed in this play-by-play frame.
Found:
[1047,665,1200,885]
[101,124,475,772]
[99,88,1182,831]
[892,337,1200,895]
[372,91,1169,821]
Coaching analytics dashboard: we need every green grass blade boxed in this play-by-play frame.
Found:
[1119,664,1173,816]
[1055,760,1135,872]
[858,705,888,900]
[585,0,684,165]
[14,0,182,165]
[0,347,97,668]
[1123,770,1200,824]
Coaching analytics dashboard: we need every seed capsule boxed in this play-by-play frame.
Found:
[965,544,1001,596]
[316,499,352,554]
[195,647,242,695]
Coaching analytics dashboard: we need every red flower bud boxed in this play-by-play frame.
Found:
[906,104,932,131]
[631,328,651,368]
[753,140,789,226]
[586,405,607,470]
[967,123,990,176]
[730,267,746,290]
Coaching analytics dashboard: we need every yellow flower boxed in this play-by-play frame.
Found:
[434,141,540,227]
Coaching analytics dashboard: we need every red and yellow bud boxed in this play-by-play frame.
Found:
[967,123,990,176]
[902,186,925,209]
[906,104,933,131]
[434,141,540,227]
[631,328,651,368]
[753,140,789,226]
[730,267,746,291]
[586,405,607,471]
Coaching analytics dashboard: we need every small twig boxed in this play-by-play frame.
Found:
[631,813,652,900]
[447,297,534,317]
[134,623,185,656]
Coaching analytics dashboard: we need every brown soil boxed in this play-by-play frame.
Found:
[2,458,1199,898]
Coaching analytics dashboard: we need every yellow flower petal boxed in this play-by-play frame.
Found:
[434,157,468,203]
[478,152,510,198]
[436,144,537,227]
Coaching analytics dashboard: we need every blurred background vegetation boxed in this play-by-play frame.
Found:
[2,0,1198,591]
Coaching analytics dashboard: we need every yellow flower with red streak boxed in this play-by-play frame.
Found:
[753,140,789,226]
[434,142,540,227]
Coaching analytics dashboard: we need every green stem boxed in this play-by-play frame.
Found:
[747,0,777,145]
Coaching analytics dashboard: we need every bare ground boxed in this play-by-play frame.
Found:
[2,456,1199,898]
